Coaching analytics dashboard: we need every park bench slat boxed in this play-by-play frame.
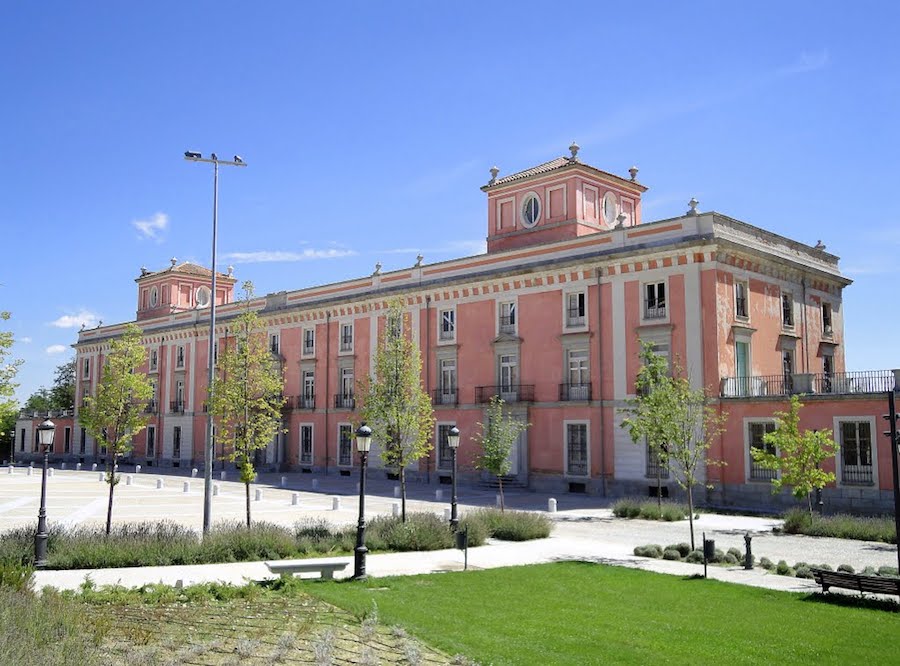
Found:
[811,567,900,596]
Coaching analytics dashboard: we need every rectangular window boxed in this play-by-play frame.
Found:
[174,380,185,412]
[735,281,748,319]
[64,427,71,454]
[79,428,86,455]
[499,354,518,396]
[440,309,456,341]
[300,425,313,465]
[34,429,39,453]
[150,349,158,371]
[340,323,353,352]
[781,292,794,328]
[83,358,90,378]
[437,424,454,469]
[748,422,776,481]
[439,358,457,404]
[147,426,156,458]
[269,333,280,355]
[303,328,315,356]
[840,421,873,485]
[644,282,666,319]
[566,292,586,327]
[735,341,750,379]
[499,302,516,333]
[338,424,352,466]
[822,302,833,335]
[176,346,185,368]
[782,350,794,393]
[302,370,315,408]
[339,368,354,408]
[20,428,25,452]
[173,426,182,459]
[566,423,588,476]
[646,441,669,479]
[567,349,590,400]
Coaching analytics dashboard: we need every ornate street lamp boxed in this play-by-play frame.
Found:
[353,424,373,580]
[34,419,55,568]
[448,426,460,531]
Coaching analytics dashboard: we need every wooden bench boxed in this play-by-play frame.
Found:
[811,567,900,597]
[265,558,350,580]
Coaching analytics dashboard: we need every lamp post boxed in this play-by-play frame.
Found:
[34,419,55,568]
[448,425,460,531]
[353,424,372,580]
[184,150,246,535]
[9,429,14,465]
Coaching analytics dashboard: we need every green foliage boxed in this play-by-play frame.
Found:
[366,513,460,551]
[663,548,682,560]
[727,547,743,561]
[685,549,705,564]
[775,560,792,576]
[612,498,689,521]
[464,508,552,541]
[358,299,434,522]
[781,507,896,543]
[24,361,76,413]
[877,566,899,578]
[723,553,739,565]
[472,396,530,511]
[24,387,53,412]
[633,544,664,558]
[750,396,837,515]
[0,310,22,429]
[208,282,285,526]
[837,564,855,574]
[0,563,33,592]
[759,557,774,570]
[794,565,813,579]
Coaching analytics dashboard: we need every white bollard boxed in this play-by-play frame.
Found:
[292,492,299,506]
[48,468,54,477]
[135,464,141,474]
[125,475,133,486]
[435,489,443,501]
[98,472,105,482]
[29,461,34,468]
[393,485,401,498]
[183,481,190,493]
[61,462,66,470]
[548,498,557,513]
[191,468,198,478]
[76,463,82,471]
[220,470,226,481]
[27,467,33,476]
[312,479,319,491]
[444,507,451,521]
[6,466,12,475]
[332,496,341,511]
[114,464,118,471]
[156,478,164,489]
[255,488,263,501]
[392,502,400,517]
[280,476,287,488]
[91,463,97,471]
[213,484,219,497]
[496,494,502,507]
[356,482,360,493]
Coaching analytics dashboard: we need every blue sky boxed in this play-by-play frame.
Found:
[2,1,898,402]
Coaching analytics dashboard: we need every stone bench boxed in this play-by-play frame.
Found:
[265,558,350,580]
[811,567,900,597]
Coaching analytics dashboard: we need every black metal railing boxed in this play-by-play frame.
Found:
[432,389,458,406]
[559,383,592,401]
[334,393,355,409]
[646,456,670,480]
[475,384,535,403]
[566,308,585,328]
[499,315,516,333]
[169,401,184,414]
[841,465,874,485]
[303,344,315,356]
[143,400,158,414]
[721,370,896,398]
[749,461,777,481]
[340,336,353,352]
[644,303,666,319]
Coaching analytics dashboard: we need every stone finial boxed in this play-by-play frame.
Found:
[814,240,826,250]
[616,212,627,228]
[489,166,499,184]
[415,254,424,267]
[569,141,580,161]
[629,166,639,181]
[373,262,382,276]
[96,320,103,328]
[140,266,148,276]
[170,257,178,267]
[687,198,700,216]
[227,265,234,277]
[79,323,86,332]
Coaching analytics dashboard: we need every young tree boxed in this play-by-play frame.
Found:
[472,395,530,511]
[79,323,153,534]
[208,282,285,527]
[50,359,76,409]
[24,388,53,412]
[358,299,434,522]
[0,310,22,429]
[620,342,672,510]
[750,395,836,516]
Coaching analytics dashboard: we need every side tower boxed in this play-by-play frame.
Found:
[135,258,237,321]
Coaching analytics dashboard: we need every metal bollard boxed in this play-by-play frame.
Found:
[91,463,97,471]
[444,507,451,521]
[76,463,82,471]
[191,468,198,478]
[135,464,141,474]
[27,467,33,477]
[496,494,502,507]
[98,472,105,482]
[157,478,164,489]
[213,484,220,497]
[183,481,190,493]
[548,498,557,513]
[311,479,319,491]
[394,485,401,498]
[332,496,341,511]
[292,492,299,506]
[220,471,226,481]
[48,468,54,478]
[435,489,443,501]
[6,466,12,475]
[61,462,67,470]
[744,533,753,570]
[392,502,400,517]
[125,475,133,486]
[280,476,287,488]
[255,488,263,501]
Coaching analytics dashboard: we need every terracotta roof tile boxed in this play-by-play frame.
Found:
[490,157,571,186]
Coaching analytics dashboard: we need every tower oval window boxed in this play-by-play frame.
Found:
[521,193,541,229]
[149,287,159,308]
[196,286,211,308]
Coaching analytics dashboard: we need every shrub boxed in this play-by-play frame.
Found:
[877,566,899,578]
[861,566,877,576]
[759,557,774,570]
[366,513,455,551]
[633,545,663,558]
[0,564,33,592]
[663,548,682,561]
[795,565,813,579]
[817,563,833,571]
[776,560,792,576]
[723,553,738,565]
[781,508,896,544]
[200,521,298,562]
[612,498,688,521]
[465,508,551,541]
[674,543,692,558]
[837,564,855,574]
[685,549,704,564]
[726,547,743,561]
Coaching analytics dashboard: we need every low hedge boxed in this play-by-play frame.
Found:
[612,498,689,522]
[781,508,896,544]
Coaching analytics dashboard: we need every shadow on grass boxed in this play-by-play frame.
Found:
[800,591,899,613]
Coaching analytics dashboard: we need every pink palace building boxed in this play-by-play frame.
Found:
[16,145,900,513]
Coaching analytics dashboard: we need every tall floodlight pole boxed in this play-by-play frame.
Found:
[184,151,247,535]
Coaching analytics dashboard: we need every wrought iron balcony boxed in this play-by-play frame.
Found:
[143,400,158,414]
[499,315,516,333]
[643,303,666,320]
[288,394,315,410]
[169,400,185,414]
[334,393,355,409]
[720,370,897,398]
[475,384,534,404]
[432,389,458,406]
[559,383,592,401]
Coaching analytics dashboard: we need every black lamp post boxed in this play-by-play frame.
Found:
[8,429,14,465]
[448,425,460,531]
[34,419,55,568]
[353,424,372,580]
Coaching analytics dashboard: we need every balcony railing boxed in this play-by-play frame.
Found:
[286,394,315,410]
[559,383,592,401]
[143,400,158,414]
[499,315,516,333]
[646,456,670,480]
[841,465,874,485]
[644,303,666,319]
[334,393,355,409]
[566,309,585,328]
[720,370,897,398]
[749,461,777,482]
[475,384,535,404]
[432,389,458,406]
[169,401,185,414]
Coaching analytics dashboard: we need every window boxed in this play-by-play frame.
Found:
[150,287,159,308]
[646,441,669,479]
[440,309,456,341]
[175,380,184,412]
[437,424,454,469]
[499,302,516,333]
[499,354,518,394]
[81,387,89,408]
[176,346,185,368]
[644,282,666,319]
[387,311,403,338]
[839,421,873,485]
[79,428,86,455]
[822,302,833,335]
[735,341,750,379]
[735,281,748,319]
[303,328,315,356]
[173,426,181,459]
[196,286,211,307]
[748,422,776,481]
[781,292,794,328]
[300,425,313,465]
[566,292,586,328]
[340,323,353,352]
[83,358,90,378]
[147,426,156,458]
[521,193,541,228]
[566,423,588,476]
[149,349,158,371]
[439,358,457,404]
[33,429,39,453]
[64,427,71,454]
[302,370,315,408]
[782,349,794,392]
[821,353,835,393]
[338,368,354,408]
[567,349,590,400]
[338,425,353,467]
[270,333,280,355]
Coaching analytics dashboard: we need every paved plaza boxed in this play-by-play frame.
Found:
[2,463,897,595]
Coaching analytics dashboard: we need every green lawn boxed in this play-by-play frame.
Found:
[307,562,899,665]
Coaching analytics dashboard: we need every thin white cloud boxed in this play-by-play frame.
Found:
[45,344,67,355]
[777,50,829,76]
[18,336,31,344]
[50,309,100,329]
[132,212,169,241]
[222,248,358,264]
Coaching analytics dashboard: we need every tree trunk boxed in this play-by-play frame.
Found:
[807,492,813,518]
[245,480,251,528]
[656,460,662,512]
[400,465,407,522]
[498,475,505,512]
[687,485,695,551]
[105,450,117,535]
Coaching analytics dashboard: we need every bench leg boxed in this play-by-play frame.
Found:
[321,569,335,580]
